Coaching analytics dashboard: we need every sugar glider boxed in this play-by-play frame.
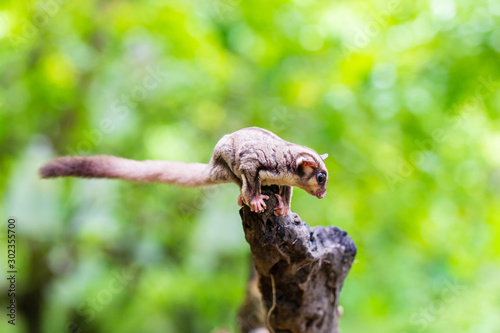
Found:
[39,127,329,216]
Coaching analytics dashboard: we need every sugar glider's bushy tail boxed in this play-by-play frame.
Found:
[39,155,223,187]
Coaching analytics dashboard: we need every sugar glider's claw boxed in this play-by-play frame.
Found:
[250,194,269,213]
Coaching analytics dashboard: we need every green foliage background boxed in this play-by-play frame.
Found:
[1,0,500,332]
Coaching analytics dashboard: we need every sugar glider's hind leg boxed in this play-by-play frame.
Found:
[240,171,268,213]
[274,185,293,216]
[209,134,247,208]
[209,134,241,186]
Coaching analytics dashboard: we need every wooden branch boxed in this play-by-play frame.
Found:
[238,186,357,333]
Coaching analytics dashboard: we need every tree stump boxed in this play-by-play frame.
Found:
[238,186,356,333]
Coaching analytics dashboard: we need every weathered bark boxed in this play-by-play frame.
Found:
[238,186,356,333]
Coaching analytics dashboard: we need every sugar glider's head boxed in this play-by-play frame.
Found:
[295,152,329,199]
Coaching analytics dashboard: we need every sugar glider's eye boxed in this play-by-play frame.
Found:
[317,172,326,185]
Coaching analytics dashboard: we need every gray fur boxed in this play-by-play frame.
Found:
[39,127,329,215]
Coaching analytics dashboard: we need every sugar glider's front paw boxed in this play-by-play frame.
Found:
[237,194,244,207]
[250,194,269,213]
[274,194,289,216]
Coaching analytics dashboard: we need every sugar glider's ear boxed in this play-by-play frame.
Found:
[296,155,318,170]
[320,153,328,160]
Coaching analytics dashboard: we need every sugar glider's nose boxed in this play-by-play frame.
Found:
[316,191,326,199]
